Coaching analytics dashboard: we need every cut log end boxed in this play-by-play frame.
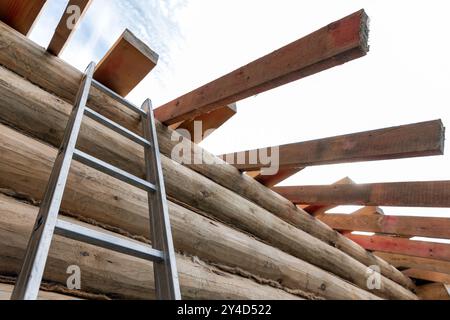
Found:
[359,9,370,54]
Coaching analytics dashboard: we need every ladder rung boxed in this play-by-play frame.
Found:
[55,219,164,262]
[73,149,156,193]
[84,107,151,147]
[91,80,146,117]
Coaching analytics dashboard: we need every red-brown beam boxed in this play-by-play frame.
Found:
[273,180,450,208]
[47,0,92,56]
[348,234,450,262]
[220,120,445,171]
[0,0,47,36]
[155,9,369,125]
[319,214,450,239]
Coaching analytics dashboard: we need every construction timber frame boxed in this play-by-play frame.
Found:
[0,3,448,300]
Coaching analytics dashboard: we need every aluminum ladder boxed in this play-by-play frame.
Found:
[11,62,181,300]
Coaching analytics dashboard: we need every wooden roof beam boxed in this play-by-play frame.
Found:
[47,0,92,56]
[0,0,47,36]
[220,120,445,171]
[375,252,450,275]
[273,180,450,207]
[319,214,450,239]
[173,104,237,144]
[347,234,450,262]
[403,269,450,285]
[155,9,370,125]
[93,29,159,97]
[416,283,450,300]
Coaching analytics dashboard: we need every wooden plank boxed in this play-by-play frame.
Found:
[174,104,237,144]
[375,252,450,275]
[403,269,450,284]
[155,10,370,125]
[319,214,450,239]
[47,0,92,56]
[0,283,80,300]
[416,283,450,300]
[0,23,416,292]
[0,0,46,35]
[348,235,450,262]
[93,29,159,97]
[273,181,450,207]
[220,120,445,171]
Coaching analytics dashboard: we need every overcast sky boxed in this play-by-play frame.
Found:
[29,0,450,227]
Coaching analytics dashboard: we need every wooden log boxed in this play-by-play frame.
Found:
[154,10,370,125]
[0,0,46,35]
[416,283,450,300]
[0,127,380,300]
[273,181,450,207]
[347,235,450,262]
[174,104,237,144]
[375,252,450,275]
[403,269,450,285]
[0,124,407,300]
[0,195,299,300]
[0,283,80,300]
[321,214,450,239]
[0,22,415,291]
[47,0,92,56]
[221,120,445,171]
[93,29,159,97]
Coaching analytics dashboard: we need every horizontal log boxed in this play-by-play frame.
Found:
[348,235,450,262]
[375,252,450,276]
[0,126,380,300]
[416,283,450,300]
[0,21,415,291]
[0,194,299,300]
[403,269,450,285]
[320,214,450,239]
[155,10,369,125]
[0,0,46,35]
[273,181,450,207]
[0,124,404,300]
[221,120,445,171]
[47,0,92,56]
[0,283,79,300]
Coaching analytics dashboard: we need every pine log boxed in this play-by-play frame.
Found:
[0,124,381,300]
[0,21,414,291]
[0,194,299,300]
[0,123,415,299]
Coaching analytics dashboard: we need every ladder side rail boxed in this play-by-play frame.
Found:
[142,99,181,300]
[10,62,96,300]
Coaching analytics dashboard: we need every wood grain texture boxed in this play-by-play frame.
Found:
[0,23,415,291]
[0,283,80,300]
[155,10,369,125]
[0,194,299,300]
[375,252,450,275]
[416,283,450,300]
[252,168,304,188]
[47,0,92,56]
[319,214,450,239]
[94,29,158,97]
[175,104,237,144]
[273,181,450,207]
[348,235,450,262]
[0,0,46,35]
[221,120,445,171]
[0,123,408,299]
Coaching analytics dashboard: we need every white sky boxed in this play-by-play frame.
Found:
[29,0,450,220]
